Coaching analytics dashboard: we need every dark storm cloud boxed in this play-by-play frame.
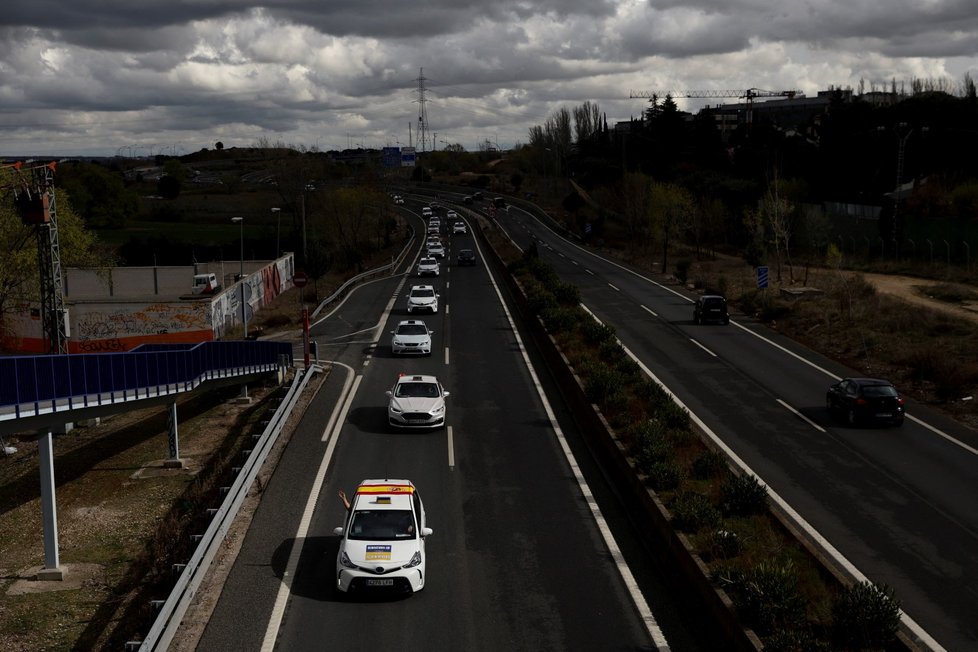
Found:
[1,0,975,155]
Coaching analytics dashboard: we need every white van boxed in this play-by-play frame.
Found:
[192,273,219,295]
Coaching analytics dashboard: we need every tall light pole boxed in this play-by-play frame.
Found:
[271,207,281,258]
[231,216,247,338]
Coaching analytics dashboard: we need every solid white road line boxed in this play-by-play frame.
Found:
[262,367,360,651]
[477,244,671,651]
[447,425,456,468]
[777,398,826,433]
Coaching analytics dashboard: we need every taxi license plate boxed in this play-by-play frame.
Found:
[366,578,394,587]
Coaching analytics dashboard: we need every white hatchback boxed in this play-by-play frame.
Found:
[417,256,440,276]
[390,320,433,356]
[333,479,432,594]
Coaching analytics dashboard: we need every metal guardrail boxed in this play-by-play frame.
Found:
[310,232,416,319]
[0,341,293,423]
[136,365,322,651]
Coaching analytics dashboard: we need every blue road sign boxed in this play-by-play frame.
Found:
[757,266,769,289]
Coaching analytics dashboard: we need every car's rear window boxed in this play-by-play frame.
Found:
[862,385,898,397]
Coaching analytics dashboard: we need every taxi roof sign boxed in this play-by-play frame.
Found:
[356,483,415,495]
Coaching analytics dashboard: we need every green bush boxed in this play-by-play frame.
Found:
[692,450,729,480]
[525,283,557,315]
[552,281,581,305]
[831,581,901,650]
[581,318,617,345]
[727,559,807,635]
[632,420,671,472]
[720,474,768,517]
[639,379,671,408]
[581,362,627,411]
[669,491,721,532]
[646,460,684,491]
[708,528,742,559]
[541,304,580,333]
[762,628,831,651]
[654,399,690,431]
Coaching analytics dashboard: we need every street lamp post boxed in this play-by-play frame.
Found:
[231,217,247,338]
[271,207,281,258]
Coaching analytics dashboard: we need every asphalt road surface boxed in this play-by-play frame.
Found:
[195,202,709,651]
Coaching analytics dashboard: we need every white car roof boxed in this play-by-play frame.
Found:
[395,373,440,385]
[352,479,417,511]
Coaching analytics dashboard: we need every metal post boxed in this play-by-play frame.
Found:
[165,401,181,467]
[231,217,246,338]
[38,431,62,579]
[271,207,281,258]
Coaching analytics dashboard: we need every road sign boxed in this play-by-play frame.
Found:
[756,266,769,289]
[293,271,309,288]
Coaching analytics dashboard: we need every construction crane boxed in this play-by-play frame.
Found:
[2,160,68,354]
[629,88,798,126]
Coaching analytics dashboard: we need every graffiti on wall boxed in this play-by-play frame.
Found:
[75,303,210,340]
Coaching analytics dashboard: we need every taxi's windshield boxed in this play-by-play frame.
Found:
[348,509,416,540]
[397,324,428,335]
[395,382,439,398]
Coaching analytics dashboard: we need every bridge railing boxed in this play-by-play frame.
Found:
[0,340,293,422]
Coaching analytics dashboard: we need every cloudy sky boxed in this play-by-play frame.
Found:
[2,0,976,157]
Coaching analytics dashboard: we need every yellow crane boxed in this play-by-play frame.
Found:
[629,88,798,125]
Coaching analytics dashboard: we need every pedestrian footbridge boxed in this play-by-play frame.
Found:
[0,340,294,580]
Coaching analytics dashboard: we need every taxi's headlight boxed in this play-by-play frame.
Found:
[432,403,445,415]
[392,337,403,346]
[340,551,357,569]
[389,402,402,414]
[405,551,422,568]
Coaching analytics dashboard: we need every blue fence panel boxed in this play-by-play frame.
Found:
[1,341,292,419]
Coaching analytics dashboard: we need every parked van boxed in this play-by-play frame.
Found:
[192,273,220,295]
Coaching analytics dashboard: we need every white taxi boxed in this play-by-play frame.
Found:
[333,479,432,594]
[390,320,433,356]
[406,285,439,314]
[386,373,449,429]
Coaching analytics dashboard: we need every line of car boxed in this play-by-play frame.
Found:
[335,198,475,597]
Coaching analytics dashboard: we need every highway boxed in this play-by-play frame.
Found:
[489,197,978,651]
[195,202,707,650]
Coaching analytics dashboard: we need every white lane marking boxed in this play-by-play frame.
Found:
[447,425,456,468]
[444,347,449,366]
[320,364,356,443]
[263,368,360,651]
[608,283,620,291]
[585,268,594,275]
[476,245,670,651]
[777,398,826,433]
[579,305,943,652]
[640,304,659,318]
[688,338,717,358]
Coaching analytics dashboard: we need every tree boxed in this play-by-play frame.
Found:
[649,182,695,274]
[56,162,140,229]
[215,141,224,151]
[0,178,108,339]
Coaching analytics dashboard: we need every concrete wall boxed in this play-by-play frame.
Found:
[1,255,295,354]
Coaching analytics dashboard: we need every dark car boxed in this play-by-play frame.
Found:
[693,295,729,324]
[826,377,905,426]
[456,249,476,266]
